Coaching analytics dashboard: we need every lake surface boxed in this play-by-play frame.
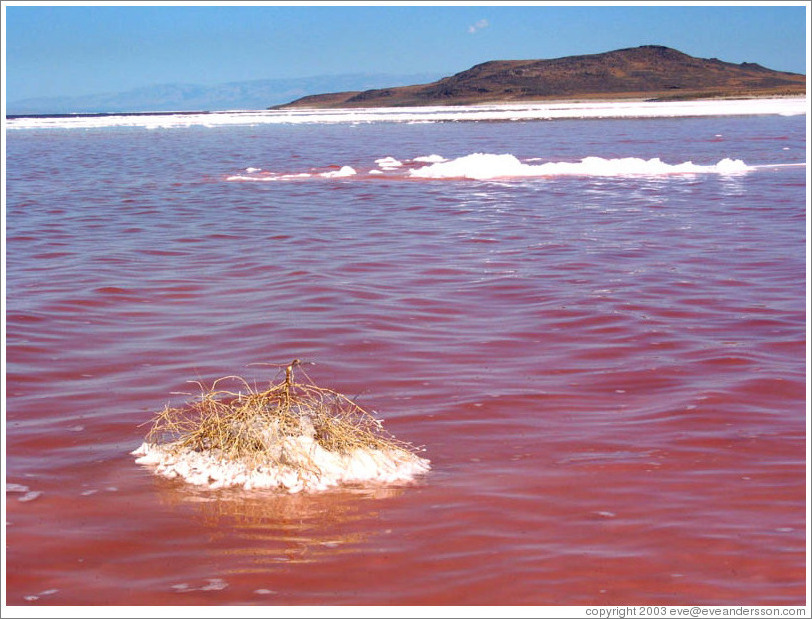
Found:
[4,102,808,606]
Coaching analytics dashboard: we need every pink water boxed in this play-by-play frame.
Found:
[5,115,807,606]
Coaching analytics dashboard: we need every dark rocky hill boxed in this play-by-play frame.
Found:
[273,45,805,109]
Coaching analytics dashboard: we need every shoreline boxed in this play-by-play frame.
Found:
[6,96,806,129]
[270,91,809,113]
[6,93,807,120]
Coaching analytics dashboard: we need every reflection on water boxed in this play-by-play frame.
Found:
[150,476,408,569]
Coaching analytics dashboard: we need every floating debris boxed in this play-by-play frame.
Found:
[133,361,430,492]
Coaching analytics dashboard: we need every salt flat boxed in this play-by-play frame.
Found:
[6,96,807,130]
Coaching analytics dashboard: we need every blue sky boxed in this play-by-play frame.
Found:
[3,3,809,101]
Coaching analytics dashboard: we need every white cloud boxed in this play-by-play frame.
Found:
[468,19,489,34]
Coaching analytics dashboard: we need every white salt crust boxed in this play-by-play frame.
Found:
[132,434,430,493]
[407,153,753,179]
[7,98,806,131]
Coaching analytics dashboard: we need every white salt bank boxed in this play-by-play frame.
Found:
[408,153,753,180]
[6,97,805,131]
[319,165,356,178]
[375,156,404,169]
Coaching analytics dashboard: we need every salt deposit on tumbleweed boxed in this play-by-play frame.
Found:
[132,361,430,493]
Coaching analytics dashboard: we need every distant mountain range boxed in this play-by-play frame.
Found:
[275,45,806,109]
[5,72,441,116]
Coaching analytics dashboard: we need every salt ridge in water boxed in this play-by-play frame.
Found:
[227,153,759,182]
[408,153,753,179]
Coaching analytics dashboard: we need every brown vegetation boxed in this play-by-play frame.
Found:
[142,360,420,468]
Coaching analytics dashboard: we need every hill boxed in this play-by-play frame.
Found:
[273,45,806,109]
